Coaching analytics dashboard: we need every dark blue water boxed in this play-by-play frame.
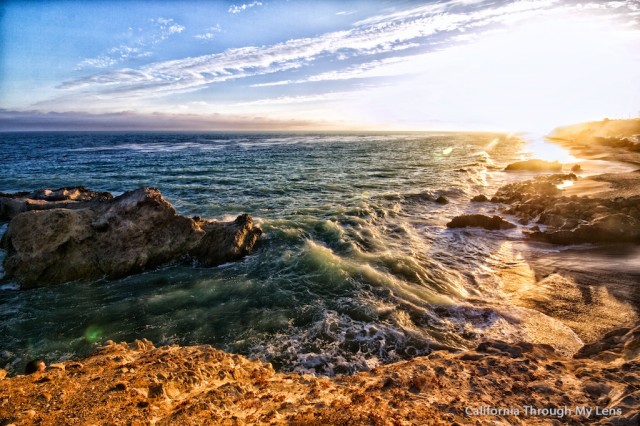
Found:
[1,131,570,375]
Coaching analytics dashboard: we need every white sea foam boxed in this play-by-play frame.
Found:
[71,142,225,153]
[0,283,20,291]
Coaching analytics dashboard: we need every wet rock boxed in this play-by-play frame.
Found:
[435,195,449,205]
[529,213,640,244]
[571,164,582,172]
[491,173,640,245]
[1,188,262,287]
[504,159,563,172]
[470,194,489,202]
[446,214,516,230]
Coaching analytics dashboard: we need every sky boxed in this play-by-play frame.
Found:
[1,0,640,132]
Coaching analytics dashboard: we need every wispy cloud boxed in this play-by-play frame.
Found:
[250,49,422,87]
[228,1,263,14]
[62,1,551,94]
[194,25,222,41]
[148,17,185,43]
[77,17,184,70]
[234,91,354,107]
[50,0,640,108]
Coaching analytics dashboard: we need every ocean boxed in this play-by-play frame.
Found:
[0,131,590,375]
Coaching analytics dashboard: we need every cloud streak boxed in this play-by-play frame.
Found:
[38,0,640,115]
[194,25,222,41]
[76,17,185,70]
[59,1,554,97]
[228,2,263,14]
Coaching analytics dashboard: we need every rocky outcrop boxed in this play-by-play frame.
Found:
[529,213,640,245]
[489,174,640,244]
[0,186,112,221]
[0,323,637,425]
[447,214,516,230]
[0,188,262,288]
[504,159,563,172]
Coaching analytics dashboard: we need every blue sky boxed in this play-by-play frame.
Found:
[1,0,640,131]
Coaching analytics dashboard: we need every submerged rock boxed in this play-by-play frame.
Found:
[504,159,563,172]
[470,194,489,202]
[446,214,516,230]
[435,195,449,205]
[0,188,262,288]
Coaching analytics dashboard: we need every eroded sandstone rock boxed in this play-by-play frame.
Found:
[0,322,637,425]
[1,188,262,287]
[0,186,112,220]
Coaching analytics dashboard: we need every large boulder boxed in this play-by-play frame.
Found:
[1,188,262,288]
[446,214,516,230]
[504,159,563,172]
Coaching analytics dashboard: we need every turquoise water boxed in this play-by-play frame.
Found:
[1,132,537,374]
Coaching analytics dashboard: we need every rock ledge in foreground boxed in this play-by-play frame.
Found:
[0,323,637,425]
[0,187,262,287]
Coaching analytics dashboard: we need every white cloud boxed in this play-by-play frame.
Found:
[234,91,353,106]
[56,0,640,110]
[77,17,184,69]
[228,1,263,14]
[195,25,222,41]
[250,54,422,87]
[77,56,119,70]
[149,17,185,43]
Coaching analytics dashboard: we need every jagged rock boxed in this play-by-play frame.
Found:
[489,173,640,245]
[504,159,563,172]
[529,213,640,244]
[189,214,261,267]
[446,214,516,230]
[1,188,262,288]
[0,186,112,220]
[493,174,577,203]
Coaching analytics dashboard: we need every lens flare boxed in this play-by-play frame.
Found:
[84,325,103,343]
